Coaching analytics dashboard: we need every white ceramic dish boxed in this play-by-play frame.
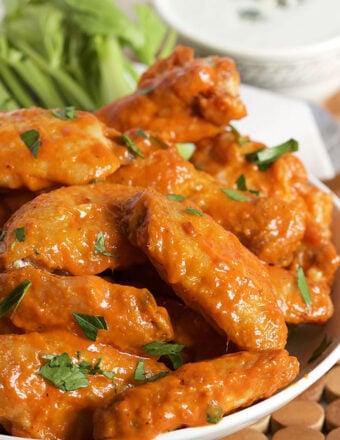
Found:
[153,0,340,101]
[0,178,338,440]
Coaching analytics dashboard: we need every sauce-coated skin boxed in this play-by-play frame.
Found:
[0,107,120,191]
[0,183,145,275]
[109,146,306,267]
[93,350,299,440]
[0,331,169,440]
[192,131,340,285]
[268,265,334,324]
[96,46,246,143]
[0,266,174,354]
[120,189,288,351]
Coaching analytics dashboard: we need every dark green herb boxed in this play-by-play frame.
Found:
[0,279,31,318]
[184,207,204,217]
[94,231,118,258]
[20,129,41,158]
[73,313,108,341]
[136,128,168,149]
[246,139,299,171]
[235,174,260,195]
[142,341,185,370]
[39,353,89,392]
[51,106,77,120]
[308,334,332,363]
[167,194,187,202]
[221,188,251,202]
[134,360,168,383]
[297,266,312,309]
[229,124,249,145]
[122,133,144,158]
[14,227,26,242]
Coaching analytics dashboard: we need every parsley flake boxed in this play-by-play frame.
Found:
[142,341,185,370]
[94,232,118,259]
[51,106,77,120]
[122,133,144,158]
[136,128,168,149]
[229,124,249,146]
[297,266,312,309]
[73,313,108,341]
[20,129,41,159]
[235,174,260,195]
[0,280,31,318]
[14,227,26,242]
[167,194,187,202]
[39,353,89,392]
[134,360,168,383]
[39,353,115,391]
[246,139,299,171]
[221,188,251,202]
[184,207,204,217]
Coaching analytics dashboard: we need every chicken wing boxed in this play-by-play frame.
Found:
[96,46,246,143]
[109,145,306,266]
[119,188,287,351]
[0,266,174,353]
[0,330,169,440]
[93,350,299,440]
[0,183,145,275]
[0,107,120,191]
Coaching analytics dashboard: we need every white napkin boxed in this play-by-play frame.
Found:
[233,85,336,180]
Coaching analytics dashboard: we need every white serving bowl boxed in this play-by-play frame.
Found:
[154,0,340,101]
[0,178,339,440]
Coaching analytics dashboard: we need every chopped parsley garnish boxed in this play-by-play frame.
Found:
[0,279,31,318]
[297,266,312,309]
[246,139,299,171]
[235,174,260,195]
[176,142,195,160]
[229,124,249,146]
[73,313,108,341]
[206,400,224,424]
[122,133,144,158]
[184,207,204,217]
[14,227,26,242]
[94,231,118,259]
[51,106,77,120]
[167,194,187,202]
[142,341,185,370]
[134,360,168,383]
[20,129,41,158]
[136,128,168,149]
[308,334,332,363]
[221,188,251,202]
[39,353,89,391]
[39,353,115,391]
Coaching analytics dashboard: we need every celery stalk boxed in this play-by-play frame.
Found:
[12,40,96,110]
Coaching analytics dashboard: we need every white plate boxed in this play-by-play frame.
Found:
[1,177,338,440]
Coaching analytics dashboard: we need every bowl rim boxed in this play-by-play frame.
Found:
[154,0,340,61]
